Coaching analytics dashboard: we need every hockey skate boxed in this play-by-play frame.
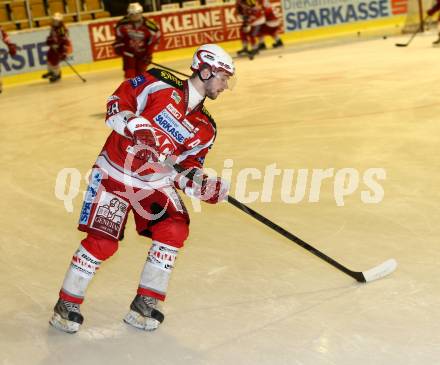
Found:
[248,48,259,60]
[123,295,164,331]
[258,42,267,51]
[237,47,249,57]
[49,73,61,83]
[272,39,284,48]
[49,299,84,333]
[41,71,54,79]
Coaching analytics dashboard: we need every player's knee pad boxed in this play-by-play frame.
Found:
[151,216,189,248]
[81,233,119,261]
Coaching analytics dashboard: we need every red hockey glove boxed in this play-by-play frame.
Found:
[428,4,440,16]
[8,43,17,57]
[125,117,158,161]
[197,176,229,204]
[176,169,229,204]
[113,41,125,56]
[141,52,152,65]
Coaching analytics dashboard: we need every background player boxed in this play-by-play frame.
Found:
[428,0,440,46]
[0,26,18,93]
[42,13,71,83]
[113,2,161,79]
[49,44,235,334]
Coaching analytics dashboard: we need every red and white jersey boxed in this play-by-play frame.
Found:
[46,23,70,50]
[262,1,280,27]
[248,5,265,26]
[101,68,217,189]
[114,16,160,56]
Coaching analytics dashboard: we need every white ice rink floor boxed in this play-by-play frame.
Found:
[1,34,439,365]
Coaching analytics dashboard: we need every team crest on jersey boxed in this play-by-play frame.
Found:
[130,75,146,88]
[171,90,181,104]
[154,109,191,144]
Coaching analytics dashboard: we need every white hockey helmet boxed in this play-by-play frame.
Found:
[127,2,143,15]
[191,44,235,77]
[52,12,64,22]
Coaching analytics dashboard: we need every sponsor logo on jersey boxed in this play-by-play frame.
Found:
[182,119,195,132]
[107,95,120,102]
[153,109,191,144]
[196,156,205,165]
[91,192,128,239]
[166,103,182,120]
[171,90,181,104]
[79,170,103,225]
[130,75,146,88]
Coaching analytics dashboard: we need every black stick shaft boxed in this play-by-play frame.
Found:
[63,59,86,82]
[151,62,190,78]
[396,15,430,47]
[171,162,363,282]
[226,195,361,280]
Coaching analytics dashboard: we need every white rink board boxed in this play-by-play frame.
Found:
[0,36,439,365]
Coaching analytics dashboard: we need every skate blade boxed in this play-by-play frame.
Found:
[123,310,160,331]
[49,313,80,334]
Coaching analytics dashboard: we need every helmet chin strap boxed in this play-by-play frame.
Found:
[197,65,215,82]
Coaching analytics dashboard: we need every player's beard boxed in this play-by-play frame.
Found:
[205,84,223,100]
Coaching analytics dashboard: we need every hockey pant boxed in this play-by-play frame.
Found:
[122,55,150,79]
[59,170,190,304]
[46,48,64,76]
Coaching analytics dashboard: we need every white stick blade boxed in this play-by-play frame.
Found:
[362,259,397,282]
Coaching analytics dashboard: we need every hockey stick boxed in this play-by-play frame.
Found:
[151,62,191,78]
[395,16,430,47]
[63,59,87,83]
[170,162,397,283]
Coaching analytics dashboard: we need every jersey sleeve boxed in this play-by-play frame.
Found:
[105,73,153,136]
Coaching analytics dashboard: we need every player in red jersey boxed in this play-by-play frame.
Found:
[41,13,71,83]
[49,44,235,334]
[0,26,18,93]
[257,0,283,50]
[113,2,161,79]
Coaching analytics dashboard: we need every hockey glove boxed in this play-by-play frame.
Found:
[176,169,229,204]
[141,52,152,65]
[8,43,17,57]
[125,117,158,161]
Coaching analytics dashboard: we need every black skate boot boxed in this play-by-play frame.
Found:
[272,38,284,48]
[237,47,249,57]
[258,42,267,51]
[49,73,61,83]
[124,295,164,331]
[433,34,440,47]
[41,71,54,79]
[248,48,259,60]
[49,298,84,333]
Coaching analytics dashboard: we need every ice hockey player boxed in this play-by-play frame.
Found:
[0,26,18,93]
[113,2,161,79]
[49,44,235,334]
[235,0,264,59]
[236,0,253,57]
[428,1,440,46]
[42,13,71,83]
[257,0,283,50]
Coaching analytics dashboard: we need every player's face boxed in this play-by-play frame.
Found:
[205,71,231,100]
[129,13,142,23]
